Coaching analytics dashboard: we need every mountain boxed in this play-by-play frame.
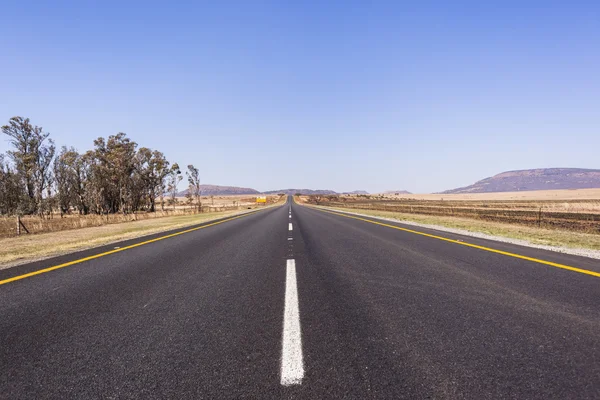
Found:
[176,185,371,196]
[177,184,260,196]
[442,168,600,194]
[262,189,338,195]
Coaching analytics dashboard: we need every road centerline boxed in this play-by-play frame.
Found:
[281,259,304,386]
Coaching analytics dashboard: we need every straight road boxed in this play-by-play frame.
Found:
[1,197,599,399]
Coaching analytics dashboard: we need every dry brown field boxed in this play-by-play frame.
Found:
[0,195,281,238]
[301,190,600,234]
[375,188,600,201]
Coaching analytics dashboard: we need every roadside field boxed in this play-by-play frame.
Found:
[301,194,600,234]
[171,194,280,209]
[374,188,600,201]
[298,190,600,251]
[0,195,281,238]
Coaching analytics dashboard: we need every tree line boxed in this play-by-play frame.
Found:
[0,116,201,216]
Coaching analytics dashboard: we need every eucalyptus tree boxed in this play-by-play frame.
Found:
[1,116,55,215]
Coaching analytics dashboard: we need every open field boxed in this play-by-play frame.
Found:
[298,189,600,251]
[307,205,600,251]
[0,196,285,267]
[0,195,281,239]
[172,194,279,208]
[375,188,600,201]
[301,192,600,234]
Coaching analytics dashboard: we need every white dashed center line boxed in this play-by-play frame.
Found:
[281,259,304,385]
[289,223,293,231]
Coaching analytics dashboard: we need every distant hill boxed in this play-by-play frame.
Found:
[177,184,260,196]
[175,186,378,196]
[263,189,338,195]
[442,168,600,194]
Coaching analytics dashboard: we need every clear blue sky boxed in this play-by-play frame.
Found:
[1,1,599,193]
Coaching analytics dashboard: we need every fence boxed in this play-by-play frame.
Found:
[0,204,249,238]
[312,200,600,234]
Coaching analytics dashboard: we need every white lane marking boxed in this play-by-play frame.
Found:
[281,259,304,385]
[289,223,293,231]
[288,238,293,240]
[289,215,292,219]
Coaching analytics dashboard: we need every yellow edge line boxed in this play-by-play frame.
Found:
[0,208,268,286]
[309,205,600,278]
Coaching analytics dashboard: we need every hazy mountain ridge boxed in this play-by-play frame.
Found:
[262,189,338,195]
[177,185,365,196]
[177,184,260,196]
[177,185,421,196]
[442,168,600,194]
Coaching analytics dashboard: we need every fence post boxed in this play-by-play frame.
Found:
[16,216,29,235]
[538,207,542,227]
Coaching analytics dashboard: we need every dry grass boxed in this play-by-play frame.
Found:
[171,194,278,207]
[0,195,282,238]
[1,210,198,238]
[310,205,600,251]
[0,196,286,268]
[301,193,600,234]
[374,188,600,201]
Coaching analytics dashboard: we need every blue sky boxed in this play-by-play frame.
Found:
[1,1,599,193]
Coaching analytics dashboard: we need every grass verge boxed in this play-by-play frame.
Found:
[317,205,600,251]
[0,208,266,268]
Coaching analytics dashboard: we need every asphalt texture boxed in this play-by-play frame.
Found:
[1,197,599,399]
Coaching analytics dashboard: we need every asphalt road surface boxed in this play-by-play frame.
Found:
[1,196,599,399]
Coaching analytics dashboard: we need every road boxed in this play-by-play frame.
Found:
[1,196,599,399]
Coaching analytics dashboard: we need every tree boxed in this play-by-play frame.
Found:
[72,152,91,214]
[0,155,22,215]
[54,147,77,215]
[166,163,182,210]
[186,164,201,212]
[1,117,55,215]
[0,118,184,219]
[88,133,137,214]
[145,150,169,212]
[54,147,91,215]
